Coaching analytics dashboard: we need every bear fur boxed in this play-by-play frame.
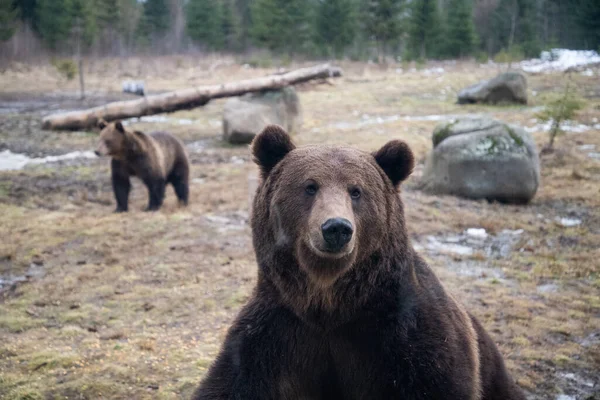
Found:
[95,120,189,212]
[192,125,526,400]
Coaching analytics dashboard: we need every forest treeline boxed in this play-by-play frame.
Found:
[1,0,599,62]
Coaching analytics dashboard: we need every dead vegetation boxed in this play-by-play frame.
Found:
[0,58,599,400]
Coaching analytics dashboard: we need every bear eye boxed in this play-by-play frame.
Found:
[305,183,318,196]
[350,188,361,199]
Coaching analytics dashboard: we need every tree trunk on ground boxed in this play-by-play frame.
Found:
[42,64,343,131]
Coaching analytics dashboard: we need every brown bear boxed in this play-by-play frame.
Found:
[95,119,189,212]
[192,125,526,400]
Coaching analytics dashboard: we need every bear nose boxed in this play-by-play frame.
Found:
[94,150,100,156]
[321,218,353,252]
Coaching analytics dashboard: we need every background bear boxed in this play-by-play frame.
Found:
[193,125,526,400]
[95,120,190,212]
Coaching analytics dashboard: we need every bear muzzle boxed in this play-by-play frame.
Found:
[321,218,353,253]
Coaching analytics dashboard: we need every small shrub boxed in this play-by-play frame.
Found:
[51,58,77,81]
[244,53,273,69]
[475,51,489,63]
[493,46,525,65]
[536,78,585,152]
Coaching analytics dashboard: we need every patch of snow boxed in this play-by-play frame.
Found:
[28,151,96,165]
[425,236,473,256]
[122,115,196,126]
[588,152,600,160]
[524,120,595,134]
[422,67,445,76]
[556,395,576,400]
[581,69,594,77]
[466,228,488,239]
[230,156,245,165]
[537,283,559,293]
[0,150,31,170]
[520,49,600,73]
[577,144,596,151]
[501,229,524,236]
[0,149,97,171]
[557,217,582,227]
[560,373,595,388]
[312,113,483,132]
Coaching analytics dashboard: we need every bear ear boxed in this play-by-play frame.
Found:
[251,125,296,178]
[97,119,107,130]
[373,140,415,187]
[114,121,125,133]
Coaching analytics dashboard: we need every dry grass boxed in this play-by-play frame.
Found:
[0,58,599,399]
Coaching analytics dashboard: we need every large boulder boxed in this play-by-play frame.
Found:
[223,87,302,144]
[420,118,540,204]
[458,72,527,105]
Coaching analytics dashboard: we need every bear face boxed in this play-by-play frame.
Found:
[95,120,128,159]
[252,125,414,288]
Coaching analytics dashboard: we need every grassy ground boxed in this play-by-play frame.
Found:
[0,57,599,399]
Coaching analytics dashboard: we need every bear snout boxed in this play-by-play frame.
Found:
[321,218,353,252]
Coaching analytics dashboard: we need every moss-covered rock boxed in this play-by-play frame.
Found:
[421,117,540,203]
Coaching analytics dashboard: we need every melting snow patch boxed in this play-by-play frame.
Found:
[520,49,600,73]
[556,396,576,400]
[561,373,595,388]
[0,149,97,171]
[421,67,445,76]
[123,115,196,125]
[588,152,600,160]
[537,283,559,293]
[557,217,582,227]
[230,156,245,165]
[425,236,473,256]
[0,150,31,170]
[524,120,597,134]
[581,69,594,77]
[466,228,488,239]
[313,114,483,132]
[577,144,596,151]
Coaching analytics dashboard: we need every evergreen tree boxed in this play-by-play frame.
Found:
[492,0,539,58]
[137,0,170,43]
[186,0,223,50]
[251,0,313,55]
[574,0,600,50]
[363,0,404,58]
[71,0,96,47]
[444,0,475,58]
[36,0,73,49]
[235,0,253,50]
[407,0,442,59]
[316,0,357,58]
[0,0,19,41]
[220,0,240,50]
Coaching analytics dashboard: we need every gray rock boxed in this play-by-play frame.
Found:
[458,72,527,105]
[420,118,540,204]
[223,87,302,144]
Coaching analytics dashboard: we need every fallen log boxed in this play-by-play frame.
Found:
[42,64,343,131]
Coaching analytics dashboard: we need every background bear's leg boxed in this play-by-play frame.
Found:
[168,163,189,206]
[111,159,130,212]
[145,178,166,211]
